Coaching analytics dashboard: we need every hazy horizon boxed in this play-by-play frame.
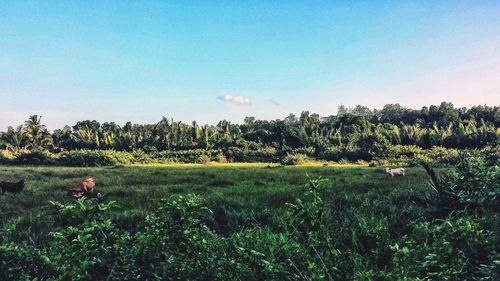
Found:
[1,1,499,130]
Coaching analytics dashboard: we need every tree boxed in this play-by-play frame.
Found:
[0,125,28,152]
[52,125,73,150]
[379,104,407,124]
[23,115,53,150]
[351,105,372,117]
[356,132,390,159]
[2,102,496,157]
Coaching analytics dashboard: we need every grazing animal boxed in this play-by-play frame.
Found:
[68,177,95,198]
[385,167,405,177]
[0,179,26,194]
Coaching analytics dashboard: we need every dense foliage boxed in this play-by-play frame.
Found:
[0,156,498,280]
[1,102,498,165]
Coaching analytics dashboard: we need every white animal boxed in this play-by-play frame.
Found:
[385,167,405,177]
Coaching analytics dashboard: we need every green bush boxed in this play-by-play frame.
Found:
[57,150,133,167]
[47,198,130,280]
[0,242,53,280]
[356,132,391,159]
[318,145,365,161]
[222,146,244,162]
[126,194,220,280]
[378,145,465,166]
[153,149,217,163]
[390,214,498,280]
[280,153,310,165]
[198,154,211,164]
[0,150,15,164]
[219,147,282,163]
[242,147,281,163]
[289,146,316,157]
[130,150,154,164]
[11,150,57,165]
[424,146,461,165]
[386,144,424,158]
[215,153,228,163]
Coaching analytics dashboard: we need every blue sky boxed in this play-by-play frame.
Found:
[1,1,499,130]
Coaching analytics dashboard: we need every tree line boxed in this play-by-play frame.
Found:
[1,102,498,157]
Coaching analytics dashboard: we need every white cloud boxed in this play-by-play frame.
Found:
[217,94,251,106]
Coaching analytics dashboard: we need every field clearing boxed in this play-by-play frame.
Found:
[0,164,431,223]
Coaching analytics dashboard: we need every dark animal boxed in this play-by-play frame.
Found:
[0,179,26,194]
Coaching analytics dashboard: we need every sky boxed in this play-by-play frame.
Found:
[1,1,499,130]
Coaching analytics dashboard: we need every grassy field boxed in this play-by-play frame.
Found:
[1,161,497,280]
[0,164,430,221]
[1,163,434,242]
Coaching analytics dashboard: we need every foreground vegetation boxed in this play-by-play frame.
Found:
[1,155,498,280]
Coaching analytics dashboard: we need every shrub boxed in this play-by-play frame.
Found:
[198,154,211,164]
[390,214,498,280]
[225,228,303,280]
[318,145,365,161]
[281,153,310,165]
[223,146,244,162]
[0,242,53,280]
[153,149,217,163]
[222,146,282,163]
[386,145,424,158]
[368,159,390,167]
[47,198,130,280]
[130,150,154,164]
[242,147,281,163]
[383,145,463,166]
[355,159,368,165]
[0,150,15,164]
[215,153,228,163]
[290,146,316,157]
[356,133,391,159]
[57,150,133,167]
[449,156,499,208]
[129,194,219,280]
[11,150,57,165]
[338,158,351,165]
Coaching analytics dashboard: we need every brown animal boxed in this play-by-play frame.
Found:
[0,179,26,194]
[68,177,95,198]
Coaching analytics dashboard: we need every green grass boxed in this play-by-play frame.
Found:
[1,160,497,280]
[1,164,431,224]
[1,164,434,254]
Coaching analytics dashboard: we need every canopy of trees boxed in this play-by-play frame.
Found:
[1,103,498,160]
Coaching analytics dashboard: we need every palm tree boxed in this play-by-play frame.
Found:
[72,127,97,149]
[23,115,53,150]
[0,125,28,152]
